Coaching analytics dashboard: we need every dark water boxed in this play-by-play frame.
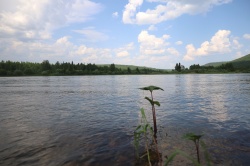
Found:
[0,74,249,166]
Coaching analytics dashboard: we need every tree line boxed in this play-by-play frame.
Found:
[0,60,248,76]
[0,60,167,76]
[173,62,246,73]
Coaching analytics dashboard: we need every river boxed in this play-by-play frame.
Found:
[0,74,249,165]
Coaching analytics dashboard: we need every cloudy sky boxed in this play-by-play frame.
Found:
[0,0,249,69]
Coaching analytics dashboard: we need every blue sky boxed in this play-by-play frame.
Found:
[0,0,249,69]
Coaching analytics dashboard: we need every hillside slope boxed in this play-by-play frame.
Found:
[97,64,169,71]
[204,54,250,69]
[232,54,250,62]
[203,61,228,67]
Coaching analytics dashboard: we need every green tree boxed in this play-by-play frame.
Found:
[127,67,131,74]
[24,68,33,75]
[110,63,115,72]
[41,60,51,71]
[0,69,7,76]
[175,63,181,72]
[136,67,140,73]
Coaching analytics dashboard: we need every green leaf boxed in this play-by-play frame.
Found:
[145,97,161,106]
[164,150,180,165]
[183,133,203,142]
[140,108,146,118]
[139,85,164,92]
[135,125,142,131]
[154,101,160,107]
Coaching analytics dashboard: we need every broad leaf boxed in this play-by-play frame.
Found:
[139,85,164,92]
[145,97,161,106]
[183,133,203,142]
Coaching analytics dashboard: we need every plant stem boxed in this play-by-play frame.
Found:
[150,91,157,135]
[195,140,200,163]
[144,132,152,166]
[152,134,162,165]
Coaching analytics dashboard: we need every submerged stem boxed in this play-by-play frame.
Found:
[195,140,200,163]
[150,91,157,135]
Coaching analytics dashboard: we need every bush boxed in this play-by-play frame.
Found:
[0,69,7,76]
[41,70,50,75]
[13,70,23,76]
[24,68,34,75]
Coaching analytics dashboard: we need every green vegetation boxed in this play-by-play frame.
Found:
[0,60,168,76]
[139,85,164,136]
[135,86,211,166]
[0,53,249,76]
[134,108,161,166]
[183,133,203,164]
[165,133,211,166]
[134,85,163,165]
[186,62,236,73]
[202,53,250,72]
[203,61,228,67]
[98,64,168,71]
[232,53,250,62]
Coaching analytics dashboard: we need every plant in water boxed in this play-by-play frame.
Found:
[183,133,203,163]
[134,108,154,166]
[164,133,211,166]
[139,85,164,136]
[134,108,161,166]
[135,85,211,166]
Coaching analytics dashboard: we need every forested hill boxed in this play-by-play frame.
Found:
[0,60,168,76]
[204,53,250,69]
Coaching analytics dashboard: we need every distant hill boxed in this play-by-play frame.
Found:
[203,61,228,67]
[97,64,170,71]
[204,54,250,69]
[232,54,250,62]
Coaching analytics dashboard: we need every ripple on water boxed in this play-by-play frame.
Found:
[0,74,250,165]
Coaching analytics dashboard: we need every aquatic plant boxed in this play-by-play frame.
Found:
[164,133,211,166]
[139,85,164,135]
[134,108,161,166]
[134,108,154,166]
[183,133,203,163]
[135,85,211,166]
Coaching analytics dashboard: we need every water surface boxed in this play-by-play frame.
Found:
[0,74,249,165]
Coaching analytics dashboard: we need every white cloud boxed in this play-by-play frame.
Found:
[115,42,134,57]
[81,48,112,64]
[0,36,112,63]
[123,0,143,24]
[0,0,103,40]
[112,12,119,18]
[175,41,183,45]
[138,30,170,55]
[183,30,233,61]
[66,0,103,23]
[167,48,180,56]
[123,0,232,24]
[73,27,109,42]
[232,39,242,49]
[243,34,250,39]
[148,25,157,31]
[117,51,129,57]
[149,55,170,62]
